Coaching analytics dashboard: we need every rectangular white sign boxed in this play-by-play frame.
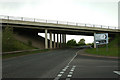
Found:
[95,33,108,40]
[94,33,108,45]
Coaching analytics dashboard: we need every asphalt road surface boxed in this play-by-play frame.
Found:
[2,48,119,80]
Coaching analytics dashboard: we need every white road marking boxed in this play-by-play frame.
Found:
[67,74,72,77]
[66,65,76,80]
[73,66,76,68]
[54,76,60,80]
[67,50,80,66]
[60,71,64,74]
[62,69,66,71]
[113,71,120,75]
[57,74,62,77]
[54,49,80,80]
[54,66,69,80]
[70,69,74,72]
[66,66,69,68]
[64,67,68,70]
[69,72,73,74]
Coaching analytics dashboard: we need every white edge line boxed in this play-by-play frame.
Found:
[67,50,80,66]
[113,71,120,75]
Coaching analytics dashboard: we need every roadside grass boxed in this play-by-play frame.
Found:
[3,39,38,52]
[2,26,38,52]
[86,36,119,57]
[86,47,118,57]
[14,39,38,50]
[3,49,50,59]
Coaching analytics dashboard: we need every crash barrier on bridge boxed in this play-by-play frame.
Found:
[2,49,41,54]
[0,15,119,29]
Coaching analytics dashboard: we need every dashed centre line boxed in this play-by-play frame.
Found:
[66,65,76,79]
[54,50,80,80]
[54,65,70,80]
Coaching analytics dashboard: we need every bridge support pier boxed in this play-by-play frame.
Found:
[45,29,48,49]
[57,34,59,48]
[62,34,63,47]
[53,33,56,48]
[62,34,65,47]
[94,33,96,48]
[50,32,52,49]
[60,34,62,48]
[64,34,66,47]
[64,34,66,44]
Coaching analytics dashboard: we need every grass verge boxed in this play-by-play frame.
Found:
[3,49,50,59]
[86,47,118,57]
[85,36,119,57]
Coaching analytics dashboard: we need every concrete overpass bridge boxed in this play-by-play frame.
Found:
[1,15,120,49]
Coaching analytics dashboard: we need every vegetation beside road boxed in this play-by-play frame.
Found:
[86,35,119,57]
[2,26,37,52]
[67,38,86,46]
[2,26,51,59]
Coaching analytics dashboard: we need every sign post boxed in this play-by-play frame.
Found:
[94,33,109,54]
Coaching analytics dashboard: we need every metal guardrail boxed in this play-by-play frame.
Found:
[0,15,119,29]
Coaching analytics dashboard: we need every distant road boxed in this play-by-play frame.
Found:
[2,48,118,79]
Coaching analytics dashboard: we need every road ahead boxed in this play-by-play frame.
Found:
[2,49,118,80]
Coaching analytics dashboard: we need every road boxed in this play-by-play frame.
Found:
[2,48,119,80]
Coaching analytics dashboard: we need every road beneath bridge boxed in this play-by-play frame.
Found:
[2,49,118,80]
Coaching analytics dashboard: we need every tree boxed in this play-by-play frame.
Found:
[67,39,77,46]
[78,38,85,46]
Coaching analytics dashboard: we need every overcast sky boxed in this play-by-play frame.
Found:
[0,0,119,43]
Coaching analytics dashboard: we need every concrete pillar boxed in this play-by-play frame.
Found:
[45,29,48,49]
[50,32,52,49]
[57,34,59,48]
[64,34,65,44]
[64,34,66,44]
[62,34,64,44]
[60,34,62,48]
[62,34,64,47]
[53,33,56,48]
[94,33,96,48]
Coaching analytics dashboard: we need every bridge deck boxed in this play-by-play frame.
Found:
[1,15,120,36]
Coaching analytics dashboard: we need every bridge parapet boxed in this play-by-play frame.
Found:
[0,15,119,30]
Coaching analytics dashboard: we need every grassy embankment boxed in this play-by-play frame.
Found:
[2,26,50,59]
[3,37,50,59]
[86,36,119,57]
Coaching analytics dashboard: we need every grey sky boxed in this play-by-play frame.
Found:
[0,0,118,26]
[0,0,119,43]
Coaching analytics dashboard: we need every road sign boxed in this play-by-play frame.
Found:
[94,33,108,45]
[95,33,108,40]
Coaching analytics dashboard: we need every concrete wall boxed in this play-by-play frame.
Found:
[14,33,45,49]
